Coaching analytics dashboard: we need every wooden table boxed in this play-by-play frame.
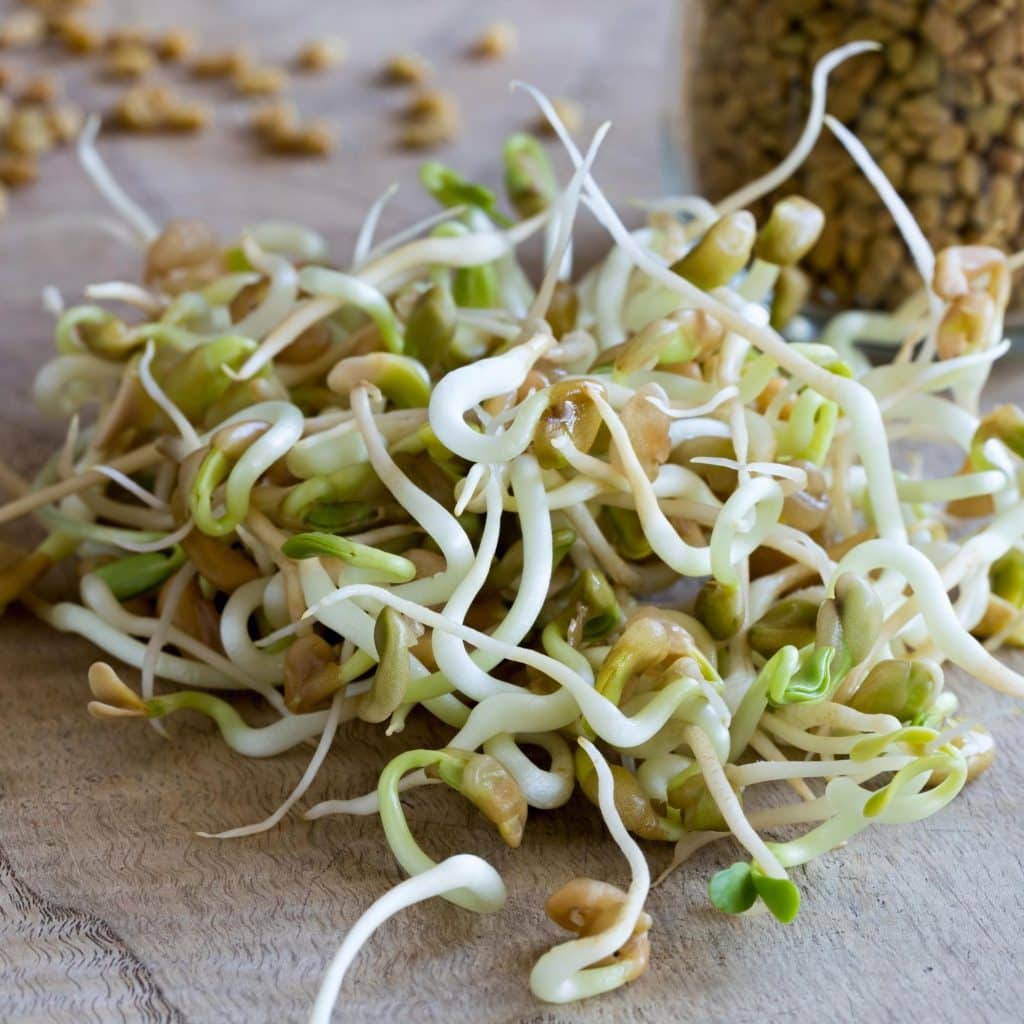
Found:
[2,2,1023,1021]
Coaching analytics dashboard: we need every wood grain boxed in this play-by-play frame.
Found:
[1,2,1023,1022]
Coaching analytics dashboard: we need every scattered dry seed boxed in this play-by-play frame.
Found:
[0,152,38,187]
[233,63,288,96]
[20,72,60,105]
[0,11,45,49]
[296,35,347,72]
[536,97,582,136]
[473,21,517,59]
[7,106,54,157]
[249,99,297,138]
[47,103,83,143]
[268,118,337,156]
[51,15,101,54]
[110,83,173,130]
[104,26,147,49]
[398,112,459,149]
[398,87,461,149]
[191,48,251,79]
[383,51,432,85]
[103,41,156,79]
[404,87,459,122]
[163,101,209,133]
[155,27,195,62]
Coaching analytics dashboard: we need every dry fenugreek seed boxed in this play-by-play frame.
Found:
[47,103,83,143]
[536,97,582,136]
[403,87,458,122]
[191,48,251,79]
[296,35,347,72]
[398,89,460,150]
[233,63,287,96]
[103,42,156,79]
[20,72,60,105]
[268,118,337,156]
[0,152,37,187]
[472,21,517,59]
[7,106,54,156]
[51,15,101,54]
[164,101,210,133]
[105,26,148,48]
[250,100,297,138]
[383,51,432,85]
[0,11,45,49]
[155,27,195,62]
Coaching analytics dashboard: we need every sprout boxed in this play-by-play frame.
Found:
[849,660,940,722]
[359,607,417,723]
[754,196,825,267]
[695,580,744,641]
[94,547,186,599]
[748,599,819,658]
[503,133,558,219]
[281,532,417,582]
[670,211,757,290]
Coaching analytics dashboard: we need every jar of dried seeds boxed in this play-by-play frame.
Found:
[673,0,1024,311]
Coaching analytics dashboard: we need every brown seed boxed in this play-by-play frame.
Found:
[0,152,37,187]
[105,26,147,49]
[191,48,251,79]
[249,100,297,138]
[20,72,60,105]
[296,35,347,72]
[0,11,45,49]
[7,106,54,157]
[155,27,195,62]
[47,103,83,143]
[921,7,967,56]
[233,63,288,96]
[268,118,337,156]
[102,42,156,79]
[472,21,517,59]
[926,122,968,163]
[987,65,1024,104]
[382,51,432,85]
[163,101,210,133]
[51,15,101,54]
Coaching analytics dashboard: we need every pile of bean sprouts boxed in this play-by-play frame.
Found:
[4,48,1024,1019]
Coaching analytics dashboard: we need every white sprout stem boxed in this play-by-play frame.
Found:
[305,771,437,819]
[528,738,651,1003]
[77,115,158,244]
[824,115,942,333]
[517,122,610,342]
[138,341,202,453]
[351,182,399,268]
[140,563,194,735]
[715,42,881,215]
[91,465,168,510]
[233,237,300,340]
[747,731,816,802]
[200,692,345,840]
[484,733,575,810]
[685,726,787,879]
[308,855,506,1024]
[428,334,554,463]
[729,755,914,788]
[247,220,329,263]
[591,392,712,576]
[350,386,475,606]
[220,577,286,685]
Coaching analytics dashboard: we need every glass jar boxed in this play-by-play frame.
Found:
[672,0,1024,312]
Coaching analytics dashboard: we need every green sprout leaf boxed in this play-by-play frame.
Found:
[751,866,801,923]
[709,862,757,915]
[419,161,511,226]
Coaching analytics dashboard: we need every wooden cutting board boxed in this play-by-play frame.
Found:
[2,2,1022,1021]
